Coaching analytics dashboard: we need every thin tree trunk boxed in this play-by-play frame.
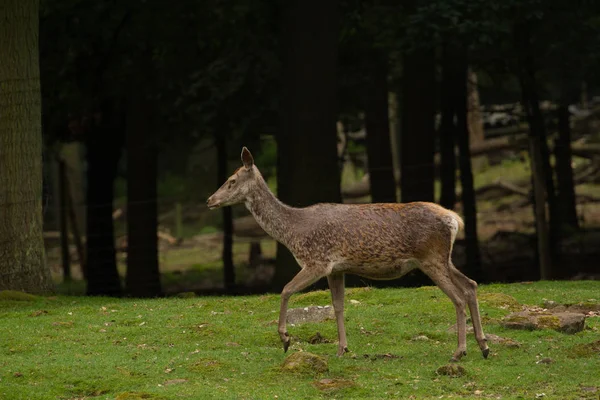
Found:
[59,160,71,281]
[0,0,54,293]
[125,95,162,298]
[555,104,579,230]
[85,102,125,296]
[364,52,396,203]
[514,22,552,280]
[215,129,235,292]
[274,0,341,291]
[455,48,483,282]
[400,46,436,203]
[439,43,457,209]
[467,69,484,146]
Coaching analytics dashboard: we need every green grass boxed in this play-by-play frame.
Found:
[3,281,598,399]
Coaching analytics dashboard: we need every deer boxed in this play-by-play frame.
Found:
[207,147,490,362]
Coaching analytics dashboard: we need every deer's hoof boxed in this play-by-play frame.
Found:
[283,339,290,353]
[336,347,349,357]
[482,348,490,359]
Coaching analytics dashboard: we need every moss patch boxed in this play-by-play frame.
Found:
[479,293,520,311]
[569,340,600,358]
[281,352,328,374]
[0,290,38,301]
[436,364,466,377]
[537,315,561,330]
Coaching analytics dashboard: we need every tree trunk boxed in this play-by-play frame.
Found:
[514,22,552,280]
[125,95,162,298]
[0,0,54,293]
[274,0,341,290]
[364,52,396,203]
[455,48,483,282]
[467,69,484,146]
[400,47,436,203]
[85,102,125,296]
[439,44,457,209]
[215,130,235,292]
[554,104,579,230]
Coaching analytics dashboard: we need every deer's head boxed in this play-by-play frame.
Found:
[207,147,257,210]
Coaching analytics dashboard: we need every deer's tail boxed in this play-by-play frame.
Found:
[447,210,465,232]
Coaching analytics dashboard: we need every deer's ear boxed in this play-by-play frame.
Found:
[241,147,254,169]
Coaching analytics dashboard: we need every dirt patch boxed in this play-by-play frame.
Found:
[308,332,332,344]
[362,353,401,361]
[313,378,355,391]
[569,340,600,358]
[115,392,164,400]
[281,352,328,374]
[436,364,466,377]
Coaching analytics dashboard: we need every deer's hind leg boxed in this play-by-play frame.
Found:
[421,261,468,362]
[449,264,490,359]
[278,265,326,352]
[327,272,349,356]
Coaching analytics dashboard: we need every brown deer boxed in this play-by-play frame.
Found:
[207,147,489,362]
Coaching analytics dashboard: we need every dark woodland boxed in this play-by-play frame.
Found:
[2,0,600,297]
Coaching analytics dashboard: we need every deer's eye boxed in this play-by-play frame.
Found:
[229,179,236,187]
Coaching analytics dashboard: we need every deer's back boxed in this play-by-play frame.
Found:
[290,202,458,266]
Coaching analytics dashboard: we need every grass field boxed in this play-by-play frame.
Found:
[1,281,599,399]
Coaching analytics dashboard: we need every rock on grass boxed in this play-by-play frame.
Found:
[286,306,334,324]
[485,334,521,348]
[436,364,466,377]
[281,352,328,374]
[501,311,585,334]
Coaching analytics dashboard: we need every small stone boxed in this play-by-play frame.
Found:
[350,299,360,305]
[411,335,429,341]
[536,357,554,364]
[286,306,335,324]
[281,352,328,374]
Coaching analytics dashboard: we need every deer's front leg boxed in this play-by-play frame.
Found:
[327,272,349,356]
[278,266,324,352]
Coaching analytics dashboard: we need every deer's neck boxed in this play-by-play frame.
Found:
[244,177,301,249]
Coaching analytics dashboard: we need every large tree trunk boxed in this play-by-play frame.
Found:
[274,0,341,290]
[85,101,125,296]
[514,22,552,280]
[125,95,161,298]
[0,0,54,293]
[364,52,396,203]
[439,44,457,209]
[215,129,235,292]
[455,49,483,282]
[554,103,579,230]
[400,47,436,203]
